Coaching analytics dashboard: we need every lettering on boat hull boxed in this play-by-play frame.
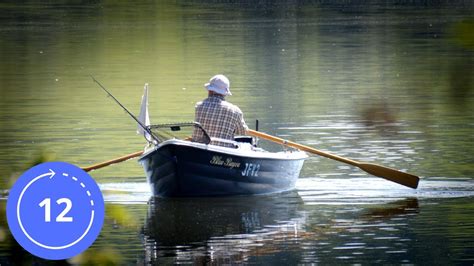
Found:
[242,163,260,177]
[210,156,241,169]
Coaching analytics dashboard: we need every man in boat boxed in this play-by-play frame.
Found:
[192,74,248,147]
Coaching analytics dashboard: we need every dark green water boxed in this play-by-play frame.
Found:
[0,1,473,265]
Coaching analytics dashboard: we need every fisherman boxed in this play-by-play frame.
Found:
[192,74,248,147]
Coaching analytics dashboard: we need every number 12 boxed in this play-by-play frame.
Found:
[39,198,73,222]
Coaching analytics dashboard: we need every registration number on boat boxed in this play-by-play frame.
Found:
[242,163,260,177]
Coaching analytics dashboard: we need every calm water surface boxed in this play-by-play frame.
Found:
[0,1,473,265]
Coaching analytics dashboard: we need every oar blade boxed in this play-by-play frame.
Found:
[358,163,419,189]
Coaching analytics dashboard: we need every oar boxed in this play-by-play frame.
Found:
[247,129,419,189]
[82,150,144,172]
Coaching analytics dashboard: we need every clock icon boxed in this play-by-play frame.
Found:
[6,162,105,260]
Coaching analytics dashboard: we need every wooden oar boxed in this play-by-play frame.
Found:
[82,150,144,172]
[247,129,419,189]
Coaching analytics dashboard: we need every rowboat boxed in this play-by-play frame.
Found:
[138,123,308,197]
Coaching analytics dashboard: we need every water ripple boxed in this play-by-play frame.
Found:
[98,176,473,204]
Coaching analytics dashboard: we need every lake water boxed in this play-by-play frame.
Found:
[0,1,473,265]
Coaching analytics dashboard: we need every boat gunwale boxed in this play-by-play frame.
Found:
[138,139,308,161]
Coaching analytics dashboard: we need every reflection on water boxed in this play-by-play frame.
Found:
[138,187,471,265]
[98,177,472,264]
[144,192,305,264]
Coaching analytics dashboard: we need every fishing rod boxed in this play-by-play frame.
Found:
[91,76,160,143]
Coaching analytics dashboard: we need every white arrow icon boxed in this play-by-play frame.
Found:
[47,169,55,179]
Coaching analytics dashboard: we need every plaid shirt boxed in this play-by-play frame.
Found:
[192,95,248,147]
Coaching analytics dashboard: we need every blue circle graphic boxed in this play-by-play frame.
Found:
[6,162,104,260]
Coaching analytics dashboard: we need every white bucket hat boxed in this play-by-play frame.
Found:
[204,74,232,96]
